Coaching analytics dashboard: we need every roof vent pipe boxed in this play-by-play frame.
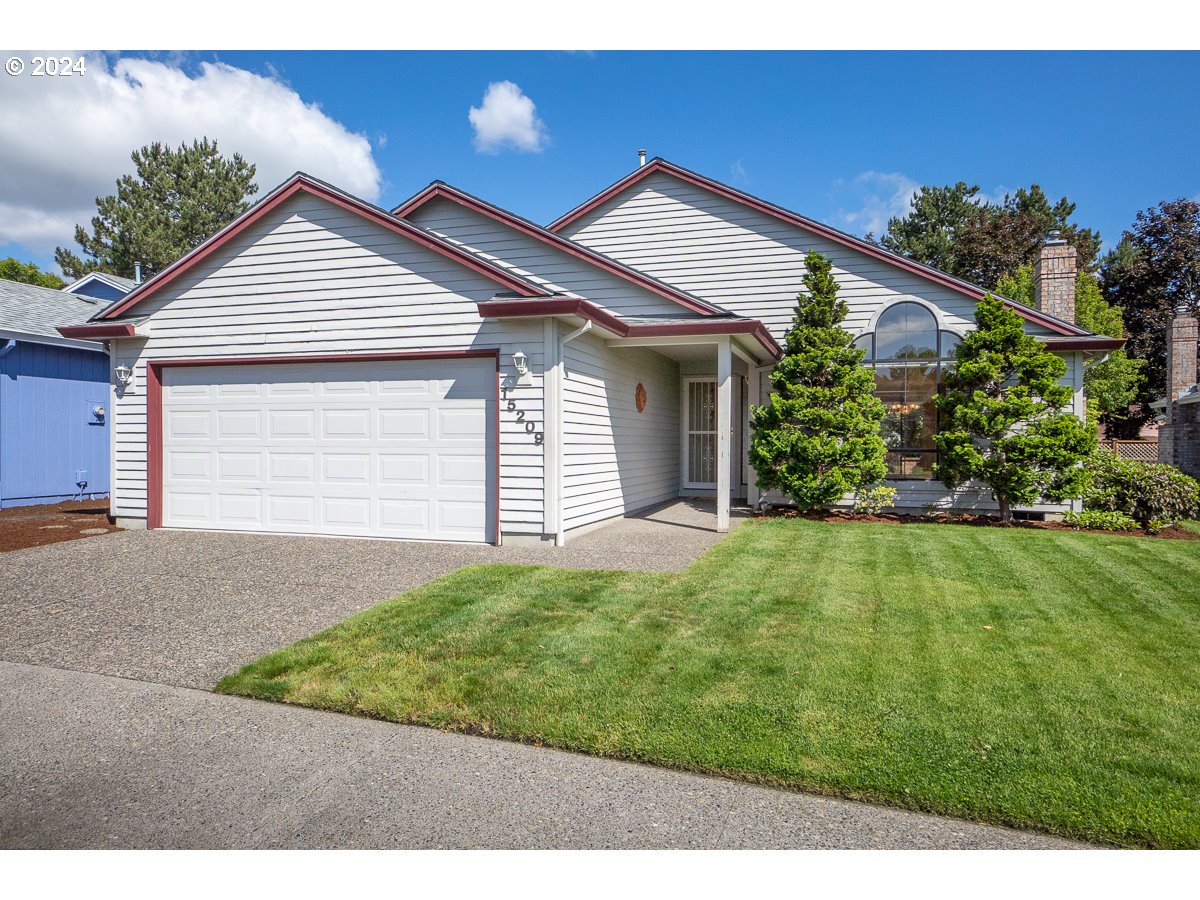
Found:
[637,149,647,168]
[134,262,143,285]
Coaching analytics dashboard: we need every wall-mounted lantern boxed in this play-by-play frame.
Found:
[511,350,528,377]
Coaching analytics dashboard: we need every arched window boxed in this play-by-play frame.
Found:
[854,302,962,480]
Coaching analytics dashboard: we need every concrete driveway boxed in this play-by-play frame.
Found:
[0,501,1082,849]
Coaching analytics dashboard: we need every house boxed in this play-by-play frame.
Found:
[1152,307,1200,477]
[62,271,136,303]
[1,279,111,508]
[59,159,1121,545]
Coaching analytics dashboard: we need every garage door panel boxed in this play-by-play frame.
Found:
[438,407,487,439]
[379,454,430,485]
[168,410,211,440]
[322,497,372,528]
[438,454,486,487]
[321,379,371,396]
[439,500,487,533]
[268,453,316,483]
[218,452,261,481]
[165,382,212,401]
[267,380,316,398]
[167,451,210,480]
[167,492,211,523]
[217,493,262,526]
[218,410,261,439]
[378,498,430,533]
[380,408,429,440]
[322,453,371,484]
[267,494,315,528]
[217,382,262,398]
[161,357,495,542]
[269,409,315,439]
[322,409,371,440]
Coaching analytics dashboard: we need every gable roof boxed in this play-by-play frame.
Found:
[0,278,106,345]
[393,181,727,317]
[93,173,554,322]
[63,271,136,297]
[547,157,1096,339]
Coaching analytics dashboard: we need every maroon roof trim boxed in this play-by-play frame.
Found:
[58,323,137,339]
[393,182,723,317]
[98,175,551,321]
[477,297,781,359]
[547,158,1091,338]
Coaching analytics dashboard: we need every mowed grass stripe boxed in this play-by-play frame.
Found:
[219,518,1200,847]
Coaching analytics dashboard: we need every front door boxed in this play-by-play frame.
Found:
[683,378,717,490]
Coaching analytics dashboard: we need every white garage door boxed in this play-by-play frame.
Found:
[160,357,496,543]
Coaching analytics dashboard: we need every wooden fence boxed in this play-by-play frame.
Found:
[1105,439,1159,462]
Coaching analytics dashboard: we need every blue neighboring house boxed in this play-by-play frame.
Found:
[0,277,129,507]
[62,271,137,304]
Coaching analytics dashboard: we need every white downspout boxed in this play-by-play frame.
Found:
[553,319,593,546]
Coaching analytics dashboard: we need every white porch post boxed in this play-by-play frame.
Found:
[543,318,562,544]
[716,336,732,532]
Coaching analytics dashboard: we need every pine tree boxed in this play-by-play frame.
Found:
[749,251,887,509]
[935,296,1095,522]
[55,138,257,280]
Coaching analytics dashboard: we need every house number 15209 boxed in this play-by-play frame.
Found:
[500,386,544,445]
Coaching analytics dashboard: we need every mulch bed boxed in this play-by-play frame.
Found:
[0,499,122,553]
[759,508,1200,541]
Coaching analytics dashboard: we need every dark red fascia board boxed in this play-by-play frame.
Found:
[98,175,551,322]
[393,182,721,318]
[478,297,781,359]
[58,323,137,339]
[547,158,1089,338]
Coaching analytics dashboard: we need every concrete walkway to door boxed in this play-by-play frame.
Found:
[0,499,746,689]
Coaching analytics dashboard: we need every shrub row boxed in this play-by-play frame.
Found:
[1082,448,1200,528]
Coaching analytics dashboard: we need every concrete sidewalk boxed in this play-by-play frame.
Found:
[0,661,1081,850]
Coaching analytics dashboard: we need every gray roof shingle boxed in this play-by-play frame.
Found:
[0,278,108,341]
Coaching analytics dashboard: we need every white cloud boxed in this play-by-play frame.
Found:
[468,81,548,154]
[0,52,382,255]
[730,160,750,186]
[833,171,920,237]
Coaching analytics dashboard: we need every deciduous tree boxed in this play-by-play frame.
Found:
[1100,199,1200,434]
[0,257,64,289]
[997,266,1143,434]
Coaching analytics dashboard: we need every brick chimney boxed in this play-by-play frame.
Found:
[1166,304,1199,401]
[1033,230,1077,325]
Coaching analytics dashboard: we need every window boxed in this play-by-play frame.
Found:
[854,303,962,480]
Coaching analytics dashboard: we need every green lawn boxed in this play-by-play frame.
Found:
[218,518,1200,848]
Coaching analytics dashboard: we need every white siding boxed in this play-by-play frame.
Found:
[559,170,1058,341]
[108,192,547,536]
[406,196,697,320]
[561,330,680,530]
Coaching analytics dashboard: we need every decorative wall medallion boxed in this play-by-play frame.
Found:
[635,382,647,413]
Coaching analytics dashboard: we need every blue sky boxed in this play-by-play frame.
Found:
[2,51,1197,274]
